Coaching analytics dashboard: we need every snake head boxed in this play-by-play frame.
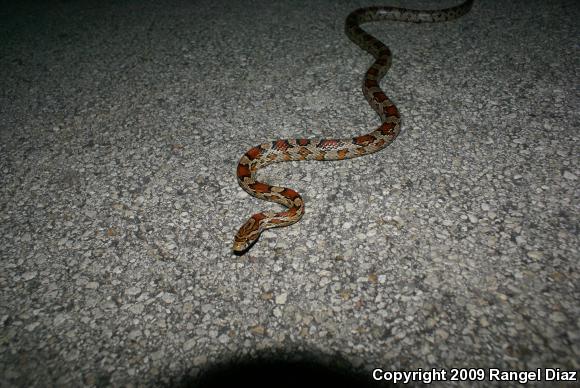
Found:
[232,215,263,254]
[232,235,258,255]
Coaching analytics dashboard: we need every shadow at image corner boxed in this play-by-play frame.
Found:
[165,350,395,388]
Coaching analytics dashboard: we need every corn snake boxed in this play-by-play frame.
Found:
[233,0,473,253]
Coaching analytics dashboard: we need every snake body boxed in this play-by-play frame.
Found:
[233,0,473,253]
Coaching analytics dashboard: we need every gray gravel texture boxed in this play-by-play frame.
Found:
[1,0,578,386]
